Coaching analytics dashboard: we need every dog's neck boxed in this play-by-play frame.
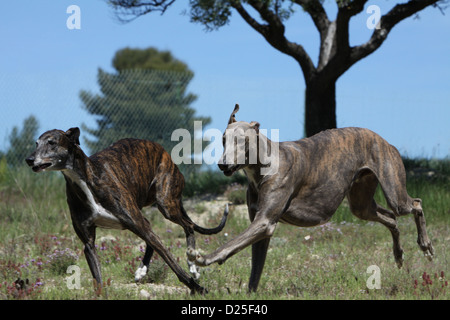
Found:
[244,133,278,187]
[243,166,262,189]
[62,146,94,185]
[257,133,272,162]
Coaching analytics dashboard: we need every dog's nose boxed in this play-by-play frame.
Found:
[25,156,35,166]
[218,155,228,171]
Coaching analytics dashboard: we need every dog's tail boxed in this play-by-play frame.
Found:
[184,204,229,235]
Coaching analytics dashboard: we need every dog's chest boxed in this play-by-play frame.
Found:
[64,171,124,230]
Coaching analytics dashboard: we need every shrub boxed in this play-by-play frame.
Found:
[183,169,246,197]
[46,248,79,275]
[227,189,246,204]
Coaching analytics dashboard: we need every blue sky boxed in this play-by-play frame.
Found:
[0,0,449,160]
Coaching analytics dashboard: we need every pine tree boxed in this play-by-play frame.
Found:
[80,47,211,154]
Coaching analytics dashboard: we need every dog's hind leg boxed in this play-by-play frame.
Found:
[156,201,201,280]
[407,197,434,260]
[373,203,405,268]
[142,227,204,293]
[134,245,154,282]
[376,167,434,261]
[347,169,405,268]
[182,224,201,281]
[125,210,205,293]
[154,167,227,280]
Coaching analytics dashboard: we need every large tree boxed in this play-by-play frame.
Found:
[80,47,211,154]
[108,0,446,137]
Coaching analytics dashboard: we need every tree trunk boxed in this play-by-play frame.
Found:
[304,78,336,137]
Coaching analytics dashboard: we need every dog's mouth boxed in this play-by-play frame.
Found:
[221,165,241,176]
[32,163,52,173]
[223,169,234,176]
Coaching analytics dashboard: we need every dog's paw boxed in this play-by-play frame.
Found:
[195,255,206,267]
[417,237,434,262]
[186,248,206,267]
[186,248,197,262]
[188,262,201,280]
[134,265,147,282]
[424,248,434,261]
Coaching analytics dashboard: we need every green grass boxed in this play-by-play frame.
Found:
[0,160,448,300]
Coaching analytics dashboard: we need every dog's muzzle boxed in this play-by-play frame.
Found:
[218,163,240,176]
[25,156,52,173]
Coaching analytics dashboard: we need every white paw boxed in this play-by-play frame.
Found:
[424,251,433,261]
[186,248,197,262]
[186,248,206,267]
[134,265,147,282]
[189,261,201,280]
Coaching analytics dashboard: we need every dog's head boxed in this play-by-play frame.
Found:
[218,104,261,176]
[25,127,80,173]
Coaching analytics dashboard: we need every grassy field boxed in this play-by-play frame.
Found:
[0,160,448,300]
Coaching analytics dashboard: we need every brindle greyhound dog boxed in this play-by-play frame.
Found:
[188,104,434,292]
[25,127,228,294]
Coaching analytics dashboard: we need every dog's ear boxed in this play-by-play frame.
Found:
[250,121,260,133]
[65,127,80,146]
[228,104,240,124]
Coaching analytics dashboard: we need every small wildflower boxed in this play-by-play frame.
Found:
[34,279,43,287]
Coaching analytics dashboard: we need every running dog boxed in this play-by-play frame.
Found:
[188,104,434,292]
[26,127,228,294]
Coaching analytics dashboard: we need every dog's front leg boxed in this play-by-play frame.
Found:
[74,224,104,295]
[189,187,289,267]
[249,238,271,292]
[84,242,103,290]
[188,215,277,267]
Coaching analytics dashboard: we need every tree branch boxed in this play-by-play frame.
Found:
[108,0,176,22]
[335,0,368,47]
[293,0,330,36]
[313,0,368,76]
[231,1,267,35]
[350,0,442,64]
[232,1,316,80]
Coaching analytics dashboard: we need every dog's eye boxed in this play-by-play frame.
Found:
[48,140,56,146]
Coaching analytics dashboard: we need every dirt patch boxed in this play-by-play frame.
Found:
[118,282,190,299]
[187,196,248,222]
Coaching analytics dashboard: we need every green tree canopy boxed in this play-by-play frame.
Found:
[108,0,447,137]
[80,47,211,155]
[6,115,39,167]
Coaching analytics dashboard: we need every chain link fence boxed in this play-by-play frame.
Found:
[0,69,210,178]
[1,67,446,181]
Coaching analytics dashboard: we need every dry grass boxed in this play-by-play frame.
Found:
[0,166,448,300]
